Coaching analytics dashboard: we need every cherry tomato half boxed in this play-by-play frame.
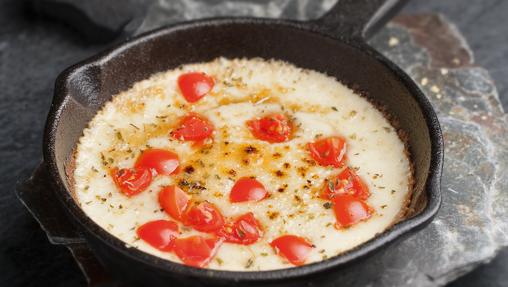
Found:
[307,136,347,167]
[178,72,214,103]
[230,177,268,203]
[332,194,373,228]
[184,202,225,233]
[135,148,180,176]
[136,220,179,252]
[173,236,223,268]
[270,235,314,266]
[158,185,191,221]
[321,167,370,200]
[111,167,152,196]
[217,212,263,245]
[247,113,292,143]
[171,113,214,142]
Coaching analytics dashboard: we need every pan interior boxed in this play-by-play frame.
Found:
[53,20,430,234]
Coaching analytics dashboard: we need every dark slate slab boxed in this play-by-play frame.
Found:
[2,0,508,286]
[30,0,147,43]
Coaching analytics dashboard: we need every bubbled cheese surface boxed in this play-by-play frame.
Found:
[74,58,412,271]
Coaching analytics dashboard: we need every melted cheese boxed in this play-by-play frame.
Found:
[74,58,411,271]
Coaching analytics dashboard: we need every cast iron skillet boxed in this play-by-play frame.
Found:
[43,0,443,286]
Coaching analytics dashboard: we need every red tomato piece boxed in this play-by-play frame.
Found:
[111,167,152,196]
[171,113,214,142]
[178,72,214,103]
[307,136,347,167]
[230,177,268,203]
[135,148,180,176]
[321,167,370,200]
[270,235,314,266]
[173,236,223,268]
[158,186,191,221]
[136,220,179,252]
[332,194,373,228]
[247,113,292,143]
[217,212,263,245]
[184,202,225,233]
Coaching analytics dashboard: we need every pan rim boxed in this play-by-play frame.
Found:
[43,17,443,281]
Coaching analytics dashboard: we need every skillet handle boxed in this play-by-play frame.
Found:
[16,162,120,287]
[16,162,86,245]
[311,0,408,40]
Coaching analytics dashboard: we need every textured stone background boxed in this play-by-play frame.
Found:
[2,0,508,286]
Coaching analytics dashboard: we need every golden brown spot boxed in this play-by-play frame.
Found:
[244,145,258,154]
[177,179,206,194]
[184,166,195,174]
[302,158,316,166]
[277,184,288,193]
[297,166,307,177]
[267,211,280,220]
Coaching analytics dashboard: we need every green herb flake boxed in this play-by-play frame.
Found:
[327,180,335,192]
[245,258,254,269]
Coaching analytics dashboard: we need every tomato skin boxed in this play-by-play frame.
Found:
[307,136,347,167]
[270,235,313,266]
[136,220,179,252]
[321,167,370,200]
[135,149,180,176]
[217,212,263,245]
[247,113,292,143]
[158,186,191,221]
[183,202,225,233]
[171,113,214,142]
[178,72,214,103]
[111,167,152,196]
[332,194,373,228]
[173,236,223,268]
[230,177,268,203]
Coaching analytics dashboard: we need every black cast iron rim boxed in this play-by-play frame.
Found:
[43,17,443,282]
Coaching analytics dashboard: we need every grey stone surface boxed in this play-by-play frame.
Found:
[369,19,508,286]
[30,0,148,43]
[404,0,508,112]
[1,0,508,286]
